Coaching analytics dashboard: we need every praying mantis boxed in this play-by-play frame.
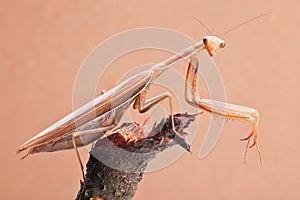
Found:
[16,35,261,172]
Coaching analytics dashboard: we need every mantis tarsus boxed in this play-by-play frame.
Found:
[16,35,262,174]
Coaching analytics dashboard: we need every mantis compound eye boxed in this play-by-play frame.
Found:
[220,42,225,49]
[203,38,208,45]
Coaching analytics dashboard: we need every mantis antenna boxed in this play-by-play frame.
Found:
[193,13,268,36]
[223,13,268,35]
[192,17,213,35]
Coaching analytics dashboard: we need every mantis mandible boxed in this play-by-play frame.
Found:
[16,35,261,172]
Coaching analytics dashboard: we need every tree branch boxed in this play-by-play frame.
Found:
[75,113,198,200]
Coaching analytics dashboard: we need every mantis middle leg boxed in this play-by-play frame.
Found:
[133,89,191,152]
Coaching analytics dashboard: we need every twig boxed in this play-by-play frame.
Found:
[75,113,197,200]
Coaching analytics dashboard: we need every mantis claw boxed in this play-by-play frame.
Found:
[249,139,257,148]
[240,128,262,165]
[240,130,257,149]
[249,143,255,148]
[240,130,254,142]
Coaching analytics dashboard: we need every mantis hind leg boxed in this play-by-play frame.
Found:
[72,133,85,180]
[185,55,262,165]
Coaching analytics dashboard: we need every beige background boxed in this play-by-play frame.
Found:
[1,0,299,199]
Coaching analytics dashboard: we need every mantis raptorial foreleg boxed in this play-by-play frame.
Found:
[185,55,262,165]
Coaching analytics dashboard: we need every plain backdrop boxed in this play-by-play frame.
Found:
[1,0,299,199]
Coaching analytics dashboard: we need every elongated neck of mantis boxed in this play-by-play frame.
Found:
[151,41,204,78]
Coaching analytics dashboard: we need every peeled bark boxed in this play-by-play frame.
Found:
[76,113,197,200]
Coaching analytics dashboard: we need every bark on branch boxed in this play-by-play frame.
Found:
[76,113,198,200]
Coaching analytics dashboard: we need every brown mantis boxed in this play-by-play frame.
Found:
[16,35,261,173]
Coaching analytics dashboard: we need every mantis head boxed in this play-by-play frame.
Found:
[203,36,225,57]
